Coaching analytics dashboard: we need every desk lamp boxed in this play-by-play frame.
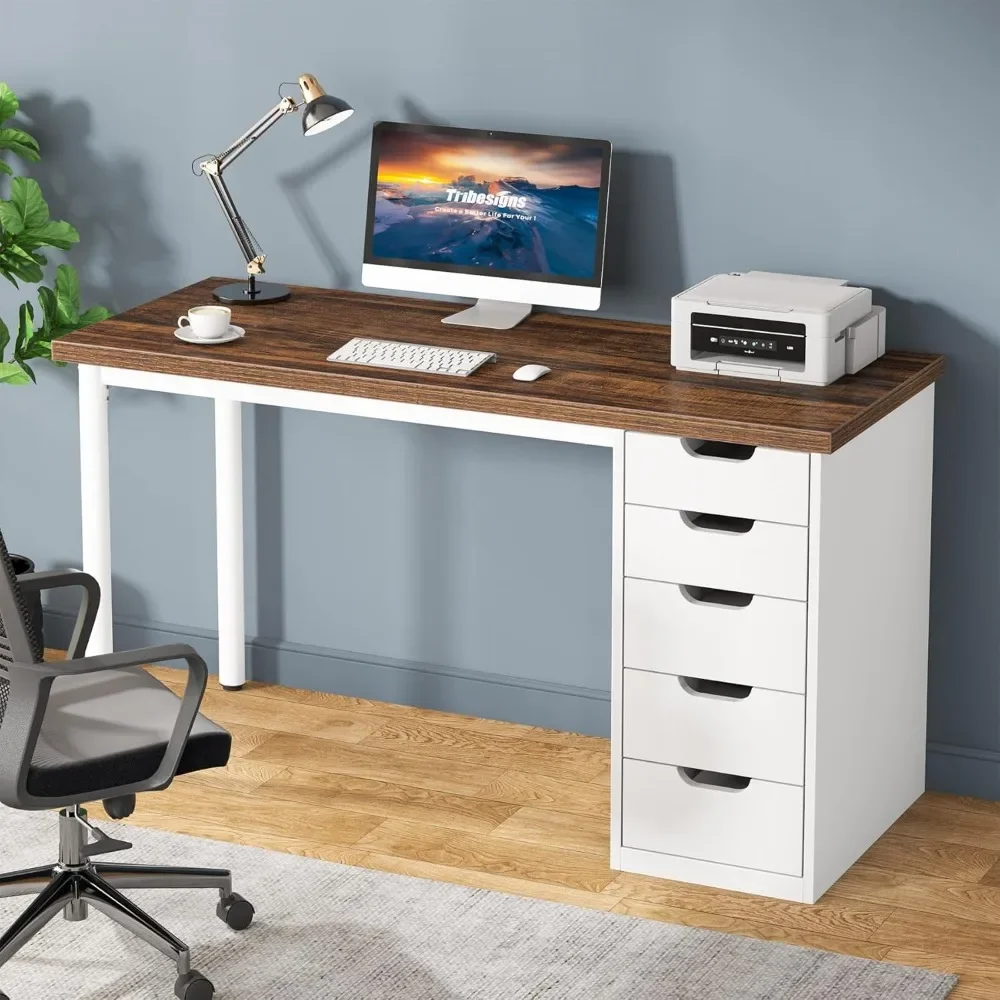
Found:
[197,74,353,305]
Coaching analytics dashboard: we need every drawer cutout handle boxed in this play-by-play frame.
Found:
[680,510,755,534]
[679,584,753,609]
[678,766,751,791]
[681,438,757,462]
[679,676,753,700]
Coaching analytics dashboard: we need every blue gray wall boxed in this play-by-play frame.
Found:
[1,1,998,794]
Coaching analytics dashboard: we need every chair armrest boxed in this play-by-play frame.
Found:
[0,643,209,810]
[16,570,101,660]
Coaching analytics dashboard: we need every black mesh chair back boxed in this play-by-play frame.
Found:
[0,530,43,726]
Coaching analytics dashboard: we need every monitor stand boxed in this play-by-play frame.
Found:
[441,299,532,330]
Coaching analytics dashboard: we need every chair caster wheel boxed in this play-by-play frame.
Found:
[217,891,254,930]
[174,970,214,999]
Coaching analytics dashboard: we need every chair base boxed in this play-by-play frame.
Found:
[0,807,251,999]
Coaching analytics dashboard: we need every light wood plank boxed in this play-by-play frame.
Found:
[475,769,609,817]
[256,767,520,834]
[196,688,380,744]
[245,732,504,795]
[858,831,999,882]
[217,722,277,759]
[978,858,1000,887]
[94,802,371,868]
[612,898,893,962]
[881,944,995,982]
[490,806,611,859]
[176,757,289,794]
[358,818,620,895]
[892,797,1000,852]
[361,852,623,912]
[149,664,607,752]
[125,781,384,849]
[872,907,1000,970]
[824,863,1000,928]
[360,720,607,781]
[606,871,894,941]
[922,791,1000,818]
[947,977,1000,1000]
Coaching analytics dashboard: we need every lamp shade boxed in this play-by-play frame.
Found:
[297,73,354,136]
[303,95,354,135]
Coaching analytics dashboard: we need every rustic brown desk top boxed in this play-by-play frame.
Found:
[53,277,944,453]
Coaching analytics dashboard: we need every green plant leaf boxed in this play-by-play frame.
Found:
[19,337,51,361]
[0,242,43,284]
[15,300,33,357]
[17,219,79,251]
[0,160,11,177]
[54,264,80,326]
[0,361,31,385]
[78,305,111,327]
[36,284,57,331]
[0,83,18,125]
[0,176,49,236]
[0,315,8,360]
[0,127,40,163]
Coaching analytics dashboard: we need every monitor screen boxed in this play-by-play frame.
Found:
[364,123,611,287]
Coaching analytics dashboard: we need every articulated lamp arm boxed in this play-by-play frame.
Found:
[198,96,298,278]
[195,74,352,305]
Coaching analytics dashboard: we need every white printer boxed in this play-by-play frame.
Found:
[670,271,886,386]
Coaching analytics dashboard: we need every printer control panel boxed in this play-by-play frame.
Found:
[690,312,806,363]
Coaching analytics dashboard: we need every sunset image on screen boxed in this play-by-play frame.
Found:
[369,128,606,280]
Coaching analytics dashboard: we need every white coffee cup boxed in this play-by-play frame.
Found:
[177,305,232,340]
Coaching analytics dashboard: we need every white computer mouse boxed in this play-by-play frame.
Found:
[512,364,552,382]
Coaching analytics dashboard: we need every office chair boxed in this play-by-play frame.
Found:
[0,528,253,1000]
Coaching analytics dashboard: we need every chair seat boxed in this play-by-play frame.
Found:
[26,666,231,800]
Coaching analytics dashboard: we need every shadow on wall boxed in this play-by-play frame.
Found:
[277,119,373,289]
[254,404,284,657]
[277,97,436,290]
[601,150,684,323]
[874,289,1000,778]
[42,572,152,654]
[16,93,177,317]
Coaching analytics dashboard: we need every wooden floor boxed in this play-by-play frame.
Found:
[91,668,1000,998]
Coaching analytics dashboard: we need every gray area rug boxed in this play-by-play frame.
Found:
[0,809,955,999]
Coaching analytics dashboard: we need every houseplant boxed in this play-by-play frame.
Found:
[1,81,112,641]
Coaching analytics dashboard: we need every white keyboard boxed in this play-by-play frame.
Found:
[327,337,496,377]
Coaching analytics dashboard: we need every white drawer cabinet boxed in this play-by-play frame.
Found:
[612,390,935,903]
[623,668,805,785]
[623,577,806,693]
[622,759,804,877]
[625,504,808,601]
[625,431,810,526]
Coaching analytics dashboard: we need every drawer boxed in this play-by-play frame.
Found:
[622,758,804,876]
[625,504,808,601]
[624,577,806,693]
[623,668,805,785]
[625,432,809,526]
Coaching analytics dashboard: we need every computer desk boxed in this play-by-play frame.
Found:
[54,276,944,903]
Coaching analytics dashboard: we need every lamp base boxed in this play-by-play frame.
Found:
[213,280,291,305]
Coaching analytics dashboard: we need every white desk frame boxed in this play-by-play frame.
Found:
[76,360,625,749]
[76,361,934,905]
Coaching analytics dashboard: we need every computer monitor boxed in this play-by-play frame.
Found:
[362,122,612,329]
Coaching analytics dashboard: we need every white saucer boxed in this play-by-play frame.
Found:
[174,324,245,345]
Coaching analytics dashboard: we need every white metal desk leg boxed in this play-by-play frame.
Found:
[79,365,113,654]
[215,398,246,690]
